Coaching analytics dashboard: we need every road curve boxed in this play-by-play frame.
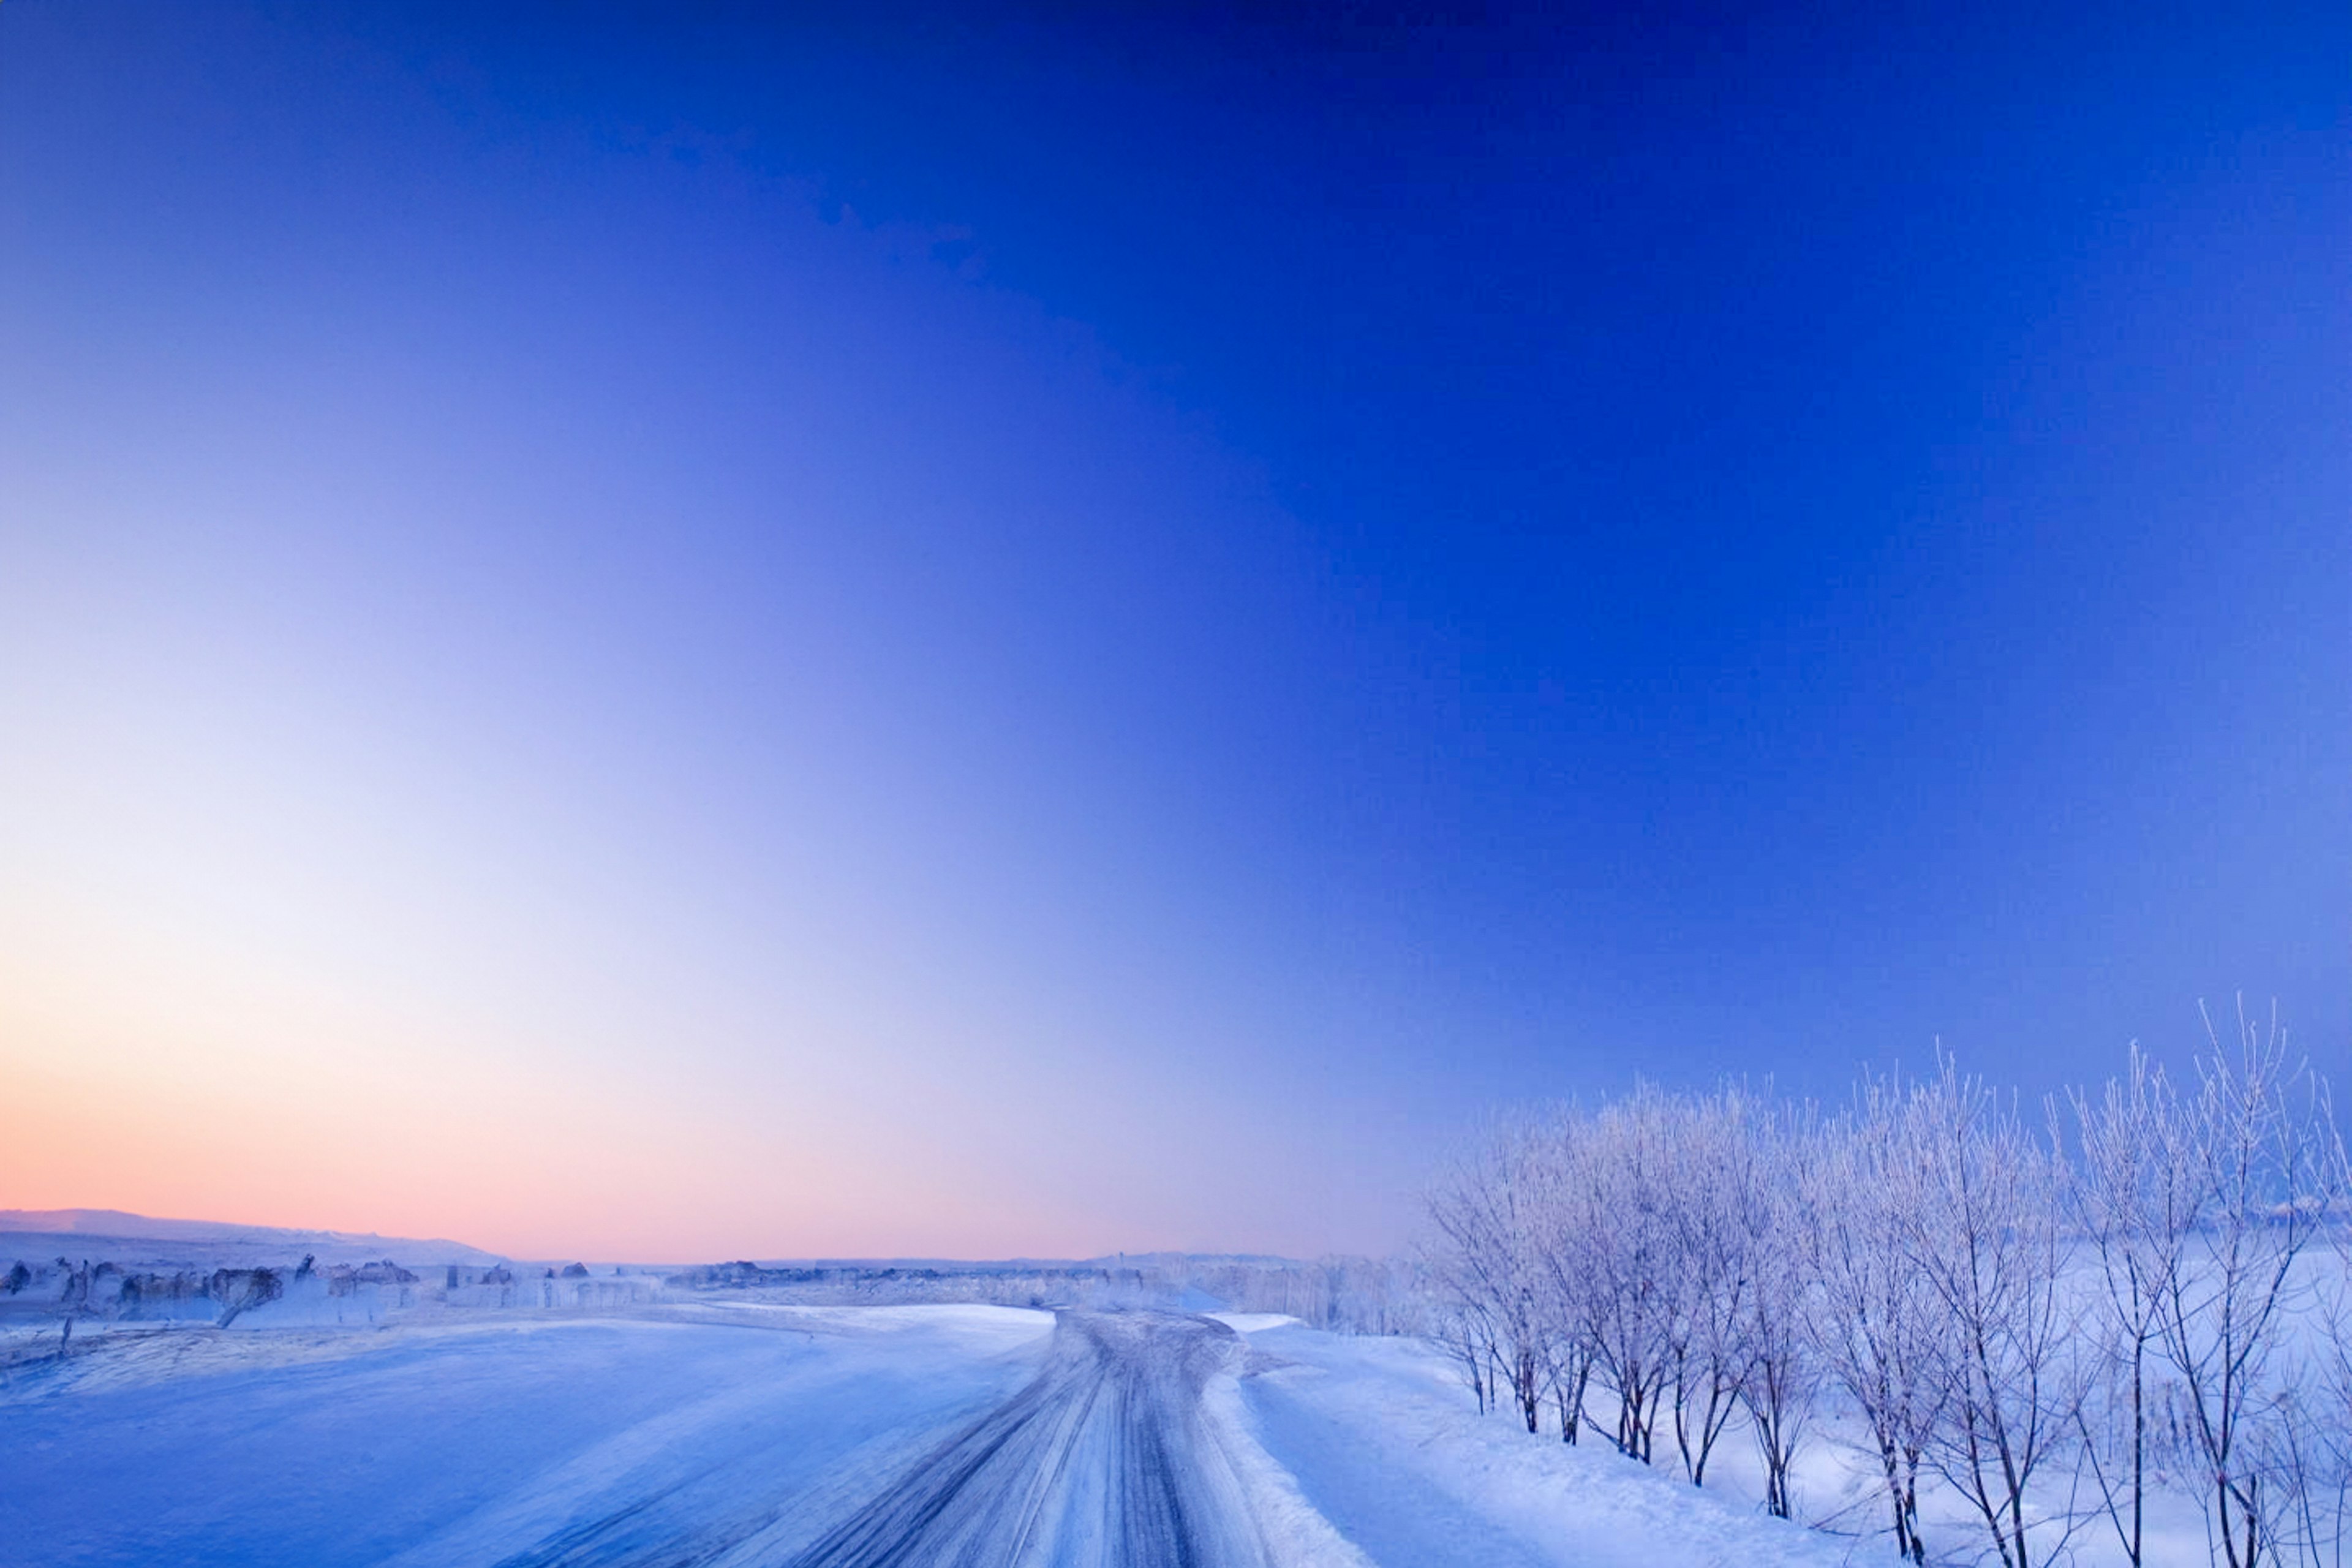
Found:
[788,1311,1267,1568]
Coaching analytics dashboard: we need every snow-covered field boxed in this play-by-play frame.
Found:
[0,1302,1866,1567]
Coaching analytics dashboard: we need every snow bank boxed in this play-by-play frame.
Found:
[1202,1364,1376,1568]
[1226,1321,1872,1568]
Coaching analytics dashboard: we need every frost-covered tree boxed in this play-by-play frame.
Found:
[1809,1080,1947,1566]
[1572,1092,1679,1463]
[1427,1117,1556,1434]
[1520,1115,1598,1444]
[1659,1088,1764,1487]
[2069,1046,2198,1568]
[1741,1106,1820,1520]
[1425,1284,1501,1415]
[1410,1013,2343,1557]
[2150,1003,2336,1568]
[2282,1172,2352,1568]
[1897,1058,2078,1568]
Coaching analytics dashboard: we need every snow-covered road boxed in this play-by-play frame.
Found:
[0,1305,1859,1567]
[794,1311,1261,1568]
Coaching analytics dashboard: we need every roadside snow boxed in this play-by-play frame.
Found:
[1227,1321,1875,1568]
[1202,1365,1376,1568]
[6,1303,1899,1567]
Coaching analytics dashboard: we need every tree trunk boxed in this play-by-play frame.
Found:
[2127,1344,2143,1567]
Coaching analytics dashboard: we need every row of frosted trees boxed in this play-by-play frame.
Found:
[1423,1007,2348,1568]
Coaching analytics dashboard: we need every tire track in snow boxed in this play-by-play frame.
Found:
[790,1311,1267,1568]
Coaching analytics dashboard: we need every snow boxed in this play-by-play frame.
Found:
[1222,1319,1873,1568]
[1201,1363,1376,1568]
[1,1306,1052,1567]
[2,1302,1892,1566]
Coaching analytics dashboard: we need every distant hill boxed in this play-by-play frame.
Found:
[0,1208,505,1268]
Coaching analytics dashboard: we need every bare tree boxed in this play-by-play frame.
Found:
[2150,1002,2334,1568]
[1572,1093,1678,1463]
[1662,1088,1763,1487]
[1743,1104,1820,1520]
[2290,1149,2352,1568]
[1409,1012,2343,1555]
[1429,1289,1500,1415]
[1544,1308,1598,1445]
[1427,1117,1555,1434]
[1897,1057,2079,1568]
[2070,1046,2196,1568]
[1521,1115,1599,1444]
[1810,1079,1947,1566]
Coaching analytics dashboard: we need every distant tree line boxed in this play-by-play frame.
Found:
[658,1255,1420,1326]
[1424,1003,2350,1568]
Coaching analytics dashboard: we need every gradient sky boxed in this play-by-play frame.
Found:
[2,2,2345,1262]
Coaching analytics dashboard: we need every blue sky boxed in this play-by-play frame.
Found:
[1,2,2344,1258]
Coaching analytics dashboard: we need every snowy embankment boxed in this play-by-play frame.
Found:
[2,1303,1864,1567]
[1218,1316,1865,1568]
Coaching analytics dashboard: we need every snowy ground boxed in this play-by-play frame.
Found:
[1221,1318,1871,1568]
[0,1304,1874,1567]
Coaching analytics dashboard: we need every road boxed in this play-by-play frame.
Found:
[789,1311,1268,1568]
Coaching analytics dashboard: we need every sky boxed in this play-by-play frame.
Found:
[1,2,2345,1262]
